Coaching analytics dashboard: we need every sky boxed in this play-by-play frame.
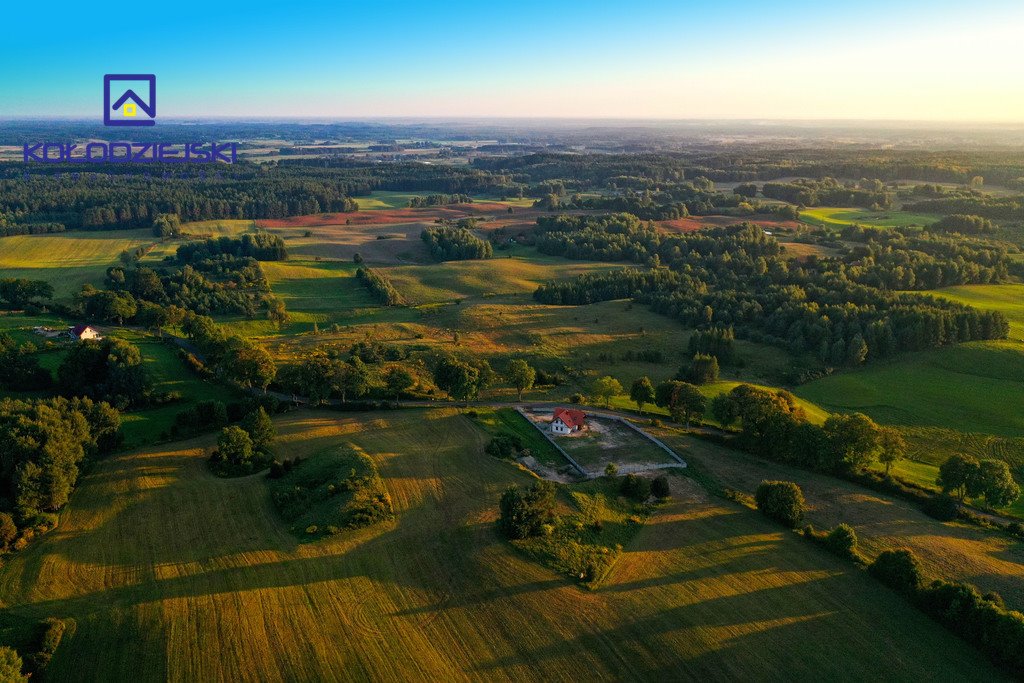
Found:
[2,0,1022,121]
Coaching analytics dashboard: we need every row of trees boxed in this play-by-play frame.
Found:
[408,193,471,207]
[0,278,53,308]
[708,384,907,475]
[356,267,404,306]
[869,548,1024,673]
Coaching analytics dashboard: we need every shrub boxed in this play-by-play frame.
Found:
[825,523,858,559]
[604,462,618,477]
[922,493,959,521]
[498,481,556,540]
[868,548,923,595]
[651,475,671,499]
[0,512,17,548]
[0,646,25,682]
[620,474,650,501]
[486,433,524,459]
[754,480,806,528]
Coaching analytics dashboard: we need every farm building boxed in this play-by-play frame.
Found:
[551,407,587,435]
[69,324,102,341]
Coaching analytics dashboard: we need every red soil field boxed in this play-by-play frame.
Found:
[258,203,537,228]
[657,215,801,233]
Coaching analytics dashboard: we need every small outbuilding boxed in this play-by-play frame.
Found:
[551,407,587,435]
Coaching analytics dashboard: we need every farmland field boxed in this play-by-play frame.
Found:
[800,207,939,229]
[0,229,159,299]
[0,410,1000,681]
[795,341,1024,438]
[655,429,1024,611]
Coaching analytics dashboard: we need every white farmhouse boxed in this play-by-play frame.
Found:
[551,407,586,435]
[69,325,102,341]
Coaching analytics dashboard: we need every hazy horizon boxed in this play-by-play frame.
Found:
[3,0,1023,122]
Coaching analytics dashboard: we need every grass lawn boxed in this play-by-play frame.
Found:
[0,409,999,680]
[800,207,939,230]
[469,406,566,468]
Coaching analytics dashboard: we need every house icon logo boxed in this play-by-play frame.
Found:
[104,74,156,126]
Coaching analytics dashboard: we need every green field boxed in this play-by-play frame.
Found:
[795,339,1024,511]
[353,191,535,211]
[0,229,159,299]
[800,207,939,229]
[0,410,999,680]
[796,341,1024,438]
[933,283,1024,339]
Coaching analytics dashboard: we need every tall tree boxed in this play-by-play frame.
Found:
[506,359,537,402]
[629,376,655,414]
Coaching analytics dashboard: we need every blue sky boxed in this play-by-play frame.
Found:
[2,0,1022,120]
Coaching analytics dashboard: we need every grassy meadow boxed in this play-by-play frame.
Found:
[800,207,939,230]
[0,229,159,300]
[0,410,1001,681]
[932,283,1024,339]
[795,282,1024,510]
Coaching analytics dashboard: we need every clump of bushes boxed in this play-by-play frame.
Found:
[486,433,525,460]
[922,493,959,521]
[803,522,860,561]
[268,457,303,479]
[23,617,70,676]
[868,548,923,595]
[498,481,556,540]
[620,474,651,502]
[270,446,393,536]
[755,480,806,528]
[208,407,277,476]
[651,475,671,499]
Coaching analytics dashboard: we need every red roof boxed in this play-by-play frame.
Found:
[553,407,586,429]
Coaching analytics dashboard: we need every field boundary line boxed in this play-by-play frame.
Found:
[610,417,687,467]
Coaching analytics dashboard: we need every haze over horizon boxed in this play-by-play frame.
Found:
[2,0,1023,122]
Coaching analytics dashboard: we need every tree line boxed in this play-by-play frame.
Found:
[356,267,404,306]
[532,217,1009,365]
[421,224,493,261]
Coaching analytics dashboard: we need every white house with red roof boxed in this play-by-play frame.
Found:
[551,407,587,435]
[69,325,102,341]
